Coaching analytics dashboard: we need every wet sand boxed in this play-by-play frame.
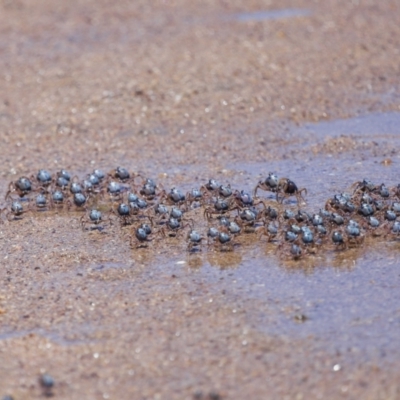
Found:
[1,0,400,399]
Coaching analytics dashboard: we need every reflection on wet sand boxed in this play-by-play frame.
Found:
[186,253,203,269]
[206,250,243,270]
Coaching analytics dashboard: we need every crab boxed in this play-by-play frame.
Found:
[330,221,365,250]
[1,201,30,221]
[212,230,235,251]
[253,172,279,198]
[256,221,279,242]
[203,197,243,220]
[276,178,307,204]
[129,223,154,248]
[351,179,377,195]
[187,229,203,252]
[80,209,110,230]
[5,176,33,200]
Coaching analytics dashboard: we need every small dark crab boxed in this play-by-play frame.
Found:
[92,169,106,181]
[185,188,203,208]
[162,217,182,237]
[330,220,364,250]
[358,202,376,218]
[325,193,355,214]
[128,196,149,218]
[81,209,109,230]
[387,221,400,239]
[161,217,193,238]
[235,207,262,232]
[200,179,221,203]
[233,190,254,207]
[187,229,203,252]
[129,223,154,248]
[67,193,88,210]
[207,227,220,244]
[54,169,71,190]
[138,177,162,201]
[331,230,347,250]
[298,226,318,251]
[170,206,184,221]
[109,166,133,183]
[253,172,279,197]
[346,219,363,237]
[150,202,169,223]
[50,190,66,209]
[1,201,29,221]
[85,172,101,188]
[69,180,83,195]
[111,203,138,226]
[204,197,236,220]
[103,181,126,201]
[218,184,233,198]
[227,220,242,236]
[160,187,186,207]
[5,176,33,199]
[139,180,157,200]
[35,169,53,188]
[201,179,220,193]
[264,205,280,221]
[351,178,377,195]
[276,178,307,204]
[376,183,390,198]
[30,192,50,212]
[257,221,280,242]
[213,230,234,251]
[233,190,268,212]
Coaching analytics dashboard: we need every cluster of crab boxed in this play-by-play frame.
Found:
[2,168,400,259]
[272,177,400,260]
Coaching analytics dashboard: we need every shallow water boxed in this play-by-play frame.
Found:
[232,9,311,22]
[301,111,400,137]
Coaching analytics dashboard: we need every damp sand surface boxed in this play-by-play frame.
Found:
[1,1,400,399]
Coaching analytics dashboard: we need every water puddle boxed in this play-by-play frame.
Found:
[0,326,97,346]
[232,8,311,22]
[299,111,400,142]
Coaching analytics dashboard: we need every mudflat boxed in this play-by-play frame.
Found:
[0,0,400,399]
